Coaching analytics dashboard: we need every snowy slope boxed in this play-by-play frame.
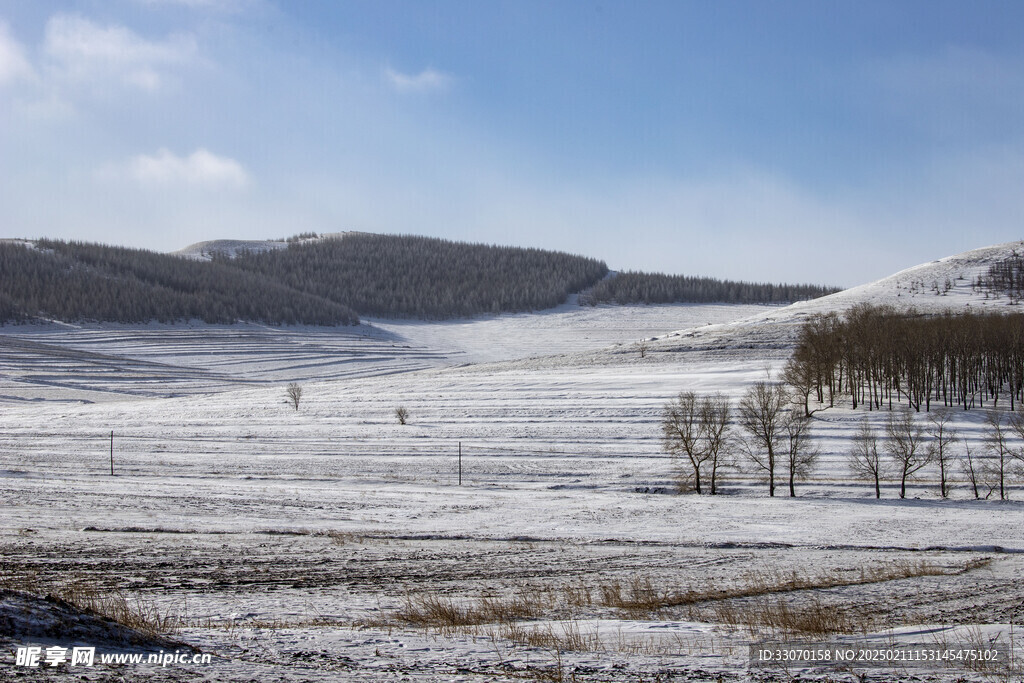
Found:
[492,239,1024,372]
[171,238,290,260]
[3,241,1024,681]
[652,239,1024,350]
[172,231,350,260]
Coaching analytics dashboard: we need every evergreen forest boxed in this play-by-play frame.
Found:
[582,270,839,306]
[0,233,840,325]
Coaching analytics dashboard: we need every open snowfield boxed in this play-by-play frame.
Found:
[3,244,1024,681]
[0,301,768,404]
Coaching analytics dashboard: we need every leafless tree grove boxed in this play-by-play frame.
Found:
[666,383,1024,500]
[661,392,731,494]
[786,305,1024,413]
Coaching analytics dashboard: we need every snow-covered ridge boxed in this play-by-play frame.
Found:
[782,239,1024,317]
[0,238,35,249]
[173,231,352,260]
[173,238,289,260]
[648,239,1024,348]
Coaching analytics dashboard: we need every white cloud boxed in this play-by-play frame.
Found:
[384,66,453,93]
[0,21,34,86]
[128,148,250,189]
[43,14,197,92]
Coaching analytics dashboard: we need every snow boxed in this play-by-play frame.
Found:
[371,299,772,364]
[3,241,1024,681]
[172,231,350,260]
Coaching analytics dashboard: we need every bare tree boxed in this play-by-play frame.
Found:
[782,355,818,417]
[780,409,818,497]
[700,393,732,495]
[961,441,996,500]
[661,392,732,495]
[286,382,303,411]
[984,410,1014,500]
[926,408,958,498]
[849,417,885,499]
[663,392,709,493]
[1007,407,1024,469]
[884,408,930,499]
[395,406,410,425]
[637,339,649,359]
[738,380,789,497]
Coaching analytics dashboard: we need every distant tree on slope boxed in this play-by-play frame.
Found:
[286,383,303,411]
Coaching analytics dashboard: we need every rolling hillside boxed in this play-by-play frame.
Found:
[1,232,841,326]
[0,239,358,326]
[0,234,608,324]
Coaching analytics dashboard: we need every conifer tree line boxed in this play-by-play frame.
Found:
[0,234,607,324]
[223,233,609,318]
[582,271,839,306]
[784,304,1024,414]
[0,240,357,325]
[1,234,844,324]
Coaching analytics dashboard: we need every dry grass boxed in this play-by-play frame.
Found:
[0,570,179,637]
[325,530,366,546]
[384,557,994,649]
[708,595,865,636]
[928,624,1023,676]
[394,590,552,634]
[590,558,990,618]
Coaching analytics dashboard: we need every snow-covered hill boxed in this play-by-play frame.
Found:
[172,238,290,260]
[173,232,350,260]
[623,239,1024,362]
[4,241,1024,683]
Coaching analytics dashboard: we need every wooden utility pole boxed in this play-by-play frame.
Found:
[458,441,462,486]
[109,431,114,476]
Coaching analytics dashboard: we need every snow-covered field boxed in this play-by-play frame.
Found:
[3,243,1024,681]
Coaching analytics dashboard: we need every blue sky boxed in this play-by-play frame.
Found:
[1,0,1022,286]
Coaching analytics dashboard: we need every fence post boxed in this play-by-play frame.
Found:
[458,441,462,486]
[109,431,114,476]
